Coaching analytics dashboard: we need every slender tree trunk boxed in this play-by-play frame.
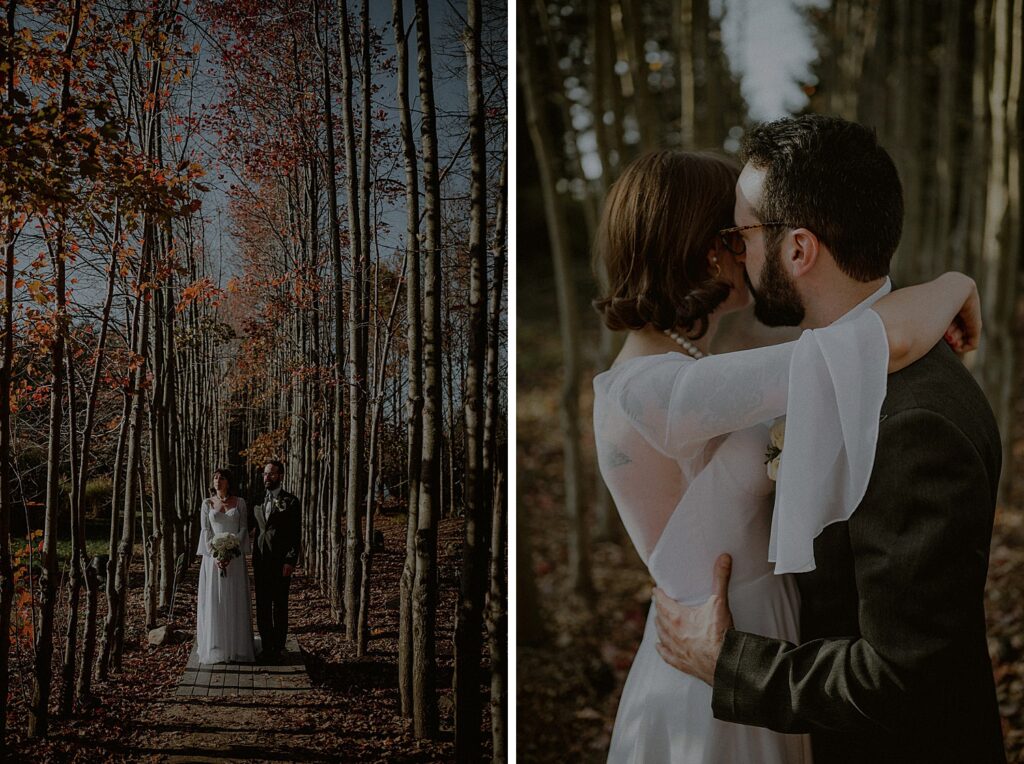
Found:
[109,221,155,672]
[357,255,405,655]
[454,0,489,757]
[333,0,363,631]
[413,0,443,738]
[97,389,131,681]
[979,0,1022,498]
[77,199,121,705]
[519,0,593,599]
[59,322,83,718]
[30,1,82,736]
[393,0,423,719]
[29,221,65,737]
[483,143,508,762]
[343,0,370,642]
[0,1,21,742]
[483,147,507,506]
[486,463,507,763]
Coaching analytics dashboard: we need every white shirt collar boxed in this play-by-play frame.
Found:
[834,277,892,324]
[266,486,282,502]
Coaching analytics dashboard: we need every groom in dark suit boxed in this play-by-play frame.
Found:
[654,116,1005,762]
[252,460,301,661]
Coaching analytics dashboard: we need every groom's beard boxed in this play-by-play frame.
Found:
[747,241,806,327]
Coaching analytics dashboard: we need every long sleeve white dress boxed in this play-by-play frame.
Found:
[195,497,256,664]
[594,292,891,763]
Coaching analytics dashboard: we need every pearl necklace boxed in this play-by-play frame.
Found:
[663,328,708,359]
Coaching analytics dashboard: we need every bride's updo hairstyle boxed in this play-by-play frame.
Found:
[593,150,739,339]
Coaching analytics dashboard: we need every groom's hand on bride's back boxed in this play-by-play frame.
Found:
[653,553,734,686]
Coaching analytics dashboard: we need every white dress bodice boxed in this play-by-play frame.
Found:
[209,505,242,535]
[594,348,807,763]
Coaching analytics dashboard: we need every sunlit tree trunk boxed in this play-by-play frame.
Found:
[76,198,120,707]
[109,223,154,672]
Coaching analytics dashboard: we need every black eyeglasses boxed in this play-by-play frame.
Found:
[717,222,793,255]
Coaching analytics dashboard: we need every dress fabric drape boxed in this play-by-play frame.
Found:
[195,498,256,664]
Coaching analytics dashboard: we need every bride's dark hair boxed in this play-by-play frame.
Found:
[212,467,235,498]
[593,150,739,339]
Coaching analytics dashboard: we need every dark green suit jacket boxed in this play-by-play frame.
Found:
[712,342,1005,763]
[252,490,301,568]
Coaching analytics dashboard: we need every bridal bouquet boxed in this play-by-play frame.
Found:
[209,532,241,577]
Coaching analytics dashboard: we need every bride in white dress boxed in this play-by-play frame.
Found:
[195,468,256,664]
[591,151,979,763]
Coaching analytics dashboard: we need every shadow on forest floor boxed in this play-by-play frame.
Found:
[5,516,480,762]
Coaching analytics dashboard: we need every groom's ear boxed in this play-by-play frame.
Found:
[788,227,820,279]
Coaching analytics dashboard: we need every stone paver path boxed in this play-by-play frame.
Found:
[175,636,312,697]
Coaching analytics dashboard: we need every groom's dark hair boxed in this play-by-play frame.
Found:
[266,460,284,476]
[741,115,903,281]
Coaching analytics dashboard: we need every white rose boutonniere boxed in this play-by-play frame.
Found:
[272,496,286,513]
[765,418,786,482]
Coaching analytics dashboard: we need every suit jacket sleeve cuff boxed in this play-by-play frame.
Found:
[712,628,746,722]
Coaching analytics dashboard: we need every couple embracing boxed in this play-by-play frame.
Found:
[194,460,301,664]
[593,115,1004,762]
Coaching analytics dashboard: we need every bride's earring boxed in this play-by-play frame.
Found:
[710,255,722,279]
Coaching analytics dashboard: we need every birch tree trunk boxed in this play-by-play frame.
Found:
[335,0,364,633]
[413,0,443,738]
[486,462,507,763]
[454,0,489,757]
[393,0,423,719]
[343,0,370,642]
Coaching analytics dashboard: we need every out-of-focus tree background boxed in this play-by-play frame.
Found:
[516,0,1024,760]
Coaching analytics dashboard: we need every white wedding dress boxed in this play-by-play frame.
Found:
[195,498,256,664]
[594,294,891,763]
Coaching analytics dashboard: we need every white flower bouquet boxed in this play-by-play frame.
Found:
[209,532,241,577]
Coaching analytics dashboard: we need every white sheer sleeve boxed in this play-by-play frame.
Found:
[196,498,214,556]
[236,498,251,555]
[596,306,890,574]
[768,307,889,574]
[598,341,794,461]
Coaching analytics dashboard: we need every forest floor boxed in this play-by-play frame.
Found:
[4,514,491,762]
[517,273,1024,762]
